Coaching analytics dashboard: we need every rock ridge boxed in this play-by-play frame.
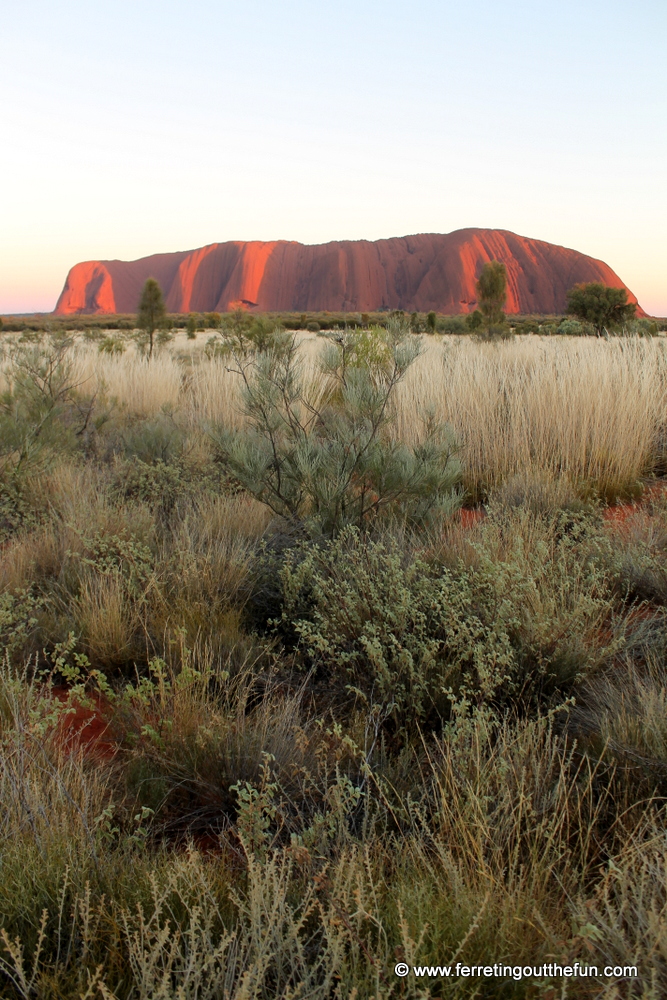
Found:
[54,229,643,316]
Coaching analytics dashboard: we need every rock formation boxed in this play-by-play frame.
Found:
[54,229,644,316]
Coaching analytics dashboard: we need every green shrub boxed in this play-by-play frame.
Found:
[83,328,105,343]
[98,334,126,355]
[156,328,174,348]
[557,319,585,336]
[137,278,166,359]
[473,323,514,343]
[567,282,637,335]
[0,478,45,541]
[437,315,467,334]
[0,589,41,660]
[465,310,483,331]
[121,414,185,465]
[211,326,461,537]
[276,507,624,727]
[204,312,221,329]
[476,260,507,326]
[306,320,320,333]
[219,312,290,356]
[277,527,514,725]
[409,311,423,333]
[626,318,659,337]
[0,339,98,481]
[112,457,196,517]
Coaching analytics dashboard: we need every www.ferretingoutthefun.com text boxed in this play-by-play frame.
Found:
[393,962,638,981]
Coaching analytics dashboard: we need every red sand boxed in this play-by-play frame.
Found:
[460,507,486,528]
[52,687,118,760]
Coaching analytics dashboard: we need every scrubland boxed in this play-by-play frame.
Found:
[1,325,667,998]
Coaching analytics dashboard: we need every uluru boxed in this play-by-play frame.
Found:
[54,229,643,316]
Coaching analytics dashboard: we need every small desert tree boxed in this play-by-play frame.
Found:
[476,261,507,326]
[566,282,636,336]
[210,323,461,538]
[137,278,166,359]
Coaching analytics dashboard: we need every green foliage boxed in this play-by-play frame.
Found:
[0,589,41,659]
[322,325,393,372]
[67,530,155,597]
[155,328,174,349]
[426,310,437,332]
[0,339,96,481]
[137,278,166,359]
[121,413,185,464]
[278,528,514,725]
[215,311,291,357]
[112,457,202,519]
[277,508,624,727]
[627,317,659,337]
[186,313,198,338]
[566,282,637,335]
[557,319,585,336]
[438,314,467,334]
[0,480,43,541]
[465,309,484,331]
[98,334,126,355]
[476,260,507,326]
[409,311,423,333]
[210,326,461,537]
[472,323,514,344]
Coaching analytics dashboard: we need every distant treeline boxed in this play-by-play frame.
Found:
[1,309,665,335]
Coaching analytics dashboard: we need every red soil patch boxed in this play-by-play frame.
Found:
[603,504,640,528]
[603,481,667,533]
[460,507,486,529]
[52,687,118,760]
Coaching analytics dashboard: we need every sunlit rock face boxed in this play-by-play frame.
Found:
[54,229,644,315]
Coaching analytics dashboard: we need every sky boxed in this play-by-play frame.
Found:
[1,0,665,315]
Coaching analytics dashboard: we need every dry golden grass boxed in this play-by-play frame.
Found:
[396,335,667,497]
[5,332,664,498]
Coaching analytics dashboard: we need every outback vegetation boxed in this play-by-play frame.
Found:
[1,301,667,998]
[567,284,638,337]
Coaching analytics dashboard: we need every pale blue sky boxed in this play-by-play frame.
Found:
[1,0,665,313]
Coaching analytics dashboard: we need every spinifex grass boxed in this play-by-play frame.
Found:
[395,335,667,500]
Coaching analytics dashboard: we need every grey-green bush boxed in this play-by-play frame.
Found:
[277,507,626,726]
[210,327,461,537]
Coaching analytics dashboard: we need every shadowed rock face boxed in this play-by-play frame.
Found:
[54,229,644,316]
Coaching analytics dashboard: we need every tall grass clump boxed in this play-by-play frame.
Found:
[396,335,667,499]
